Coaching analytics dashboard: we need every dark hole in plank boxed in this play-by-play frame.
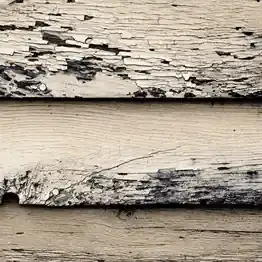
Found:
[2,193,20,205]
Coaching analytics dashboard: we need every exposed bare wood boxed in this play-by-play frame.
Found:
[0,0,261,98]
[1,203,262,261]
[1,101,262,206]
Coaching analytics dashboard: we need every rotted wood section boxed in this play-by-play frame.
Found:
[1,101,262,206]
[0,0,262,98]
[1,203,262,262]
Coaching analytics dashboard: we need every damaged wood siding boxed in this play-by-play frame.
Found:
[2,101,262,206]
[2,206,262,261]
[0,0,262,98]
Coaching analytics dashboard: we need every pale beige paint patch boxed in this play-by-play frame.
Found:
[1,203,262,261]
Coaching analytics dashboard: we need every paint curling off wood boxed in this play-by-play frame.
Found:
[0,0,262,98]
[1,101,262,206]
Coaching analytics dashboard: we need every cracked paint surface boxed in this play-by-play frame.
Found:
[0,0,262,98]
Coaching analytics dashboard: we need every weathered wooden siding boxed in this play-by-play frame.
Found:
[1,203,262,261]
[1,101,262,206]
[0,0,261,98]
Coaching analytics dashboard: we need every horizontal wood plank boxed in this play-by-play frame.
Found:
[1,101,262,206]
[1,204,262,261]
[0,0,261,98]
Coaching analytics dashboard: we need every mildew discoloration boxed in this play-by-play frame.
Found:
[0,0,261,98]
[2,164,262,206]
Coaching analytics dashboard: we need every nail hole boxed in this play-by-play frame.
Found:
[2,193,19,205]
[84,15,94,20]
[243,31,254,36]
[161,59,170,64]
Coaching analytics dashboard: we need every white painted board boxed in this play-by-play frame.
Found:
[1,101,262,206]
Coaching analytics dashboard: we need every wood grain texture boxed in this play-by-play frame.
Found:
[1,101,262,206]
[0,0,261,98]
[1,203,262,261]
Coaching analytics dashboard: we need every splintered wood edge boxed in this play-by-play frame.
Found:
[1,101,262,207]
[0,0,262,98]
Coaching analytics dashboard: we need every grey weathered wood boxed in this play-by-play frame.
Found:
[1,101,262,206]
[1,203,262,261]
[0,0,262,98]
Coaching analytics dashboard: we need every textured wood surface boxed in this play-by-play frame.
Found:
[1,101,262,206]
[1,202,262,261]
[0,0,261,98]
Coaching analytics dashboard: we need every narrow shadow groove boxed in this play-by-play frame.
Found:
[1,96,262,105]
[21,203,262,211]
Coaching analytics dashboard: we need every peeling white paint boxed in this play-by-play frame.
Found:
[0,0,261,98]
